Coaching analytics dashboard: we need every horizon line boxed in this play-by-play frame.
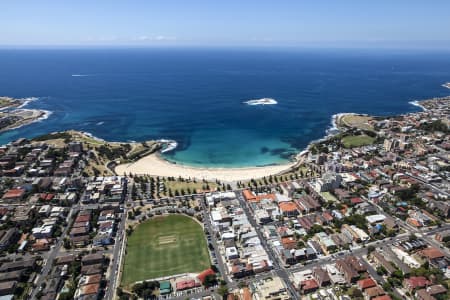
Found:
[1,43,450,52]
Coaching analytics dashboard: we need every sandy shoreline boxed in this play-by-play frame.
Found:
[115,153,297,182]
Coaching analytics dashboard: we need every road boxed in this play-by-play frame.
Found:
[235,192,300,300]
[105,205,128,300]
[29,204,79,299]
[199,197,230,285]
[106,177,131,300]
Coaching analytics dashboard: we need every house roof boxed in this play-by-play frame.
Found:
[86,274,102,285]
[281,237,296,245]
[313,267,330,284]
[419,247,445,260]
[351,197,363,204]
[279,201,298,212]
[357,278,377,290]
[300,279,318,291]
[82,253,103,262]
[243,190,276,202]
[415,289,435,300]
[159,281,171,290]
[0,280,17,290]
[405,276,430,289]
[2,189,25,199]
[365,286,385,298]
[75,214,91,223]
[407,218,422,227]
[176,279,198,290]
[81,283,100,295]
[427,284,447,295]
[242,190,256,201]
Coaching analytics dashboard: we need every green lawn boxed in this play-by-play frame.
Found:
[121,214,210,286]
[341,135,375,148]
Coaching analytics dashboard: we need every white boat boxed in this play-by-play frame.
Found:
[244,98,277,105]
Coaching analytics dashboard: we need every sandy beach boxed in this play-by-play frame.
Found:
[115,153,296,182]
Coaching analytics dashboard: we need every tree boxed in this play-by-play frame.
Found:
[367,245,375,255]
[63,238,71,249]
[203,274,217,288]
[59,292,73,300]
[349,287,363,299]
[376,266,387,275]
[382,282,392,292]
[217,283,229,299]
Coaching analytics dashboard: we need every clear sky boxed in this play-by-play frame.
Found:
[2,0,450,48]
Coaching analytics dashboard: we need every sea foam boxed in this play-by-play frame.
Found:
[409,100,427,111]
[17,97,39,108]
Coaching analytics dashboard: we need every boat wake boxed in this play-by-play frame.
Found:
[244,98,277,106]
[71,74,90,77]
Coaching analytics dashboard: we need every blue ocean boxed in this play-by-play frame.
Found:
[0,48,449,167]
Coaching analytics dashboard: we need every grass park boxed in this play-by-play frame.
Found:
[121,214,211,287]
[338,114,374,131]
[341,134,375,148]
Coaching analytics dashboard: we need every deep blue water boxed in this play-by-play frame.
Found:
[0,48,449,167]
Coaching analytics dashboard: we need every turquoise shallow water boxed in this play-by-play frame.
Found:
[0,48,449,167]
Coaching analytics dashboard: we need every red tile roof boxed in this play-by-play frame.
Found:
[301,279,319,292]
[243,190,256,201]
[75,214,91,223]
[2,188,25,199]
[404,276,430,289]
[242,190,276,202]
[407,218,422,227]
[82,283,100,295]
[351,197,363,204]
[279,201,298,212]
[176,279,200,291]
[281,237,297,249]
[419,247,445,260]
[357,278,377,290]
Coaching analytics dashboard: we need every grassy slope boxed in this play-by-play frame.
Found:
[121,215,210,286]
